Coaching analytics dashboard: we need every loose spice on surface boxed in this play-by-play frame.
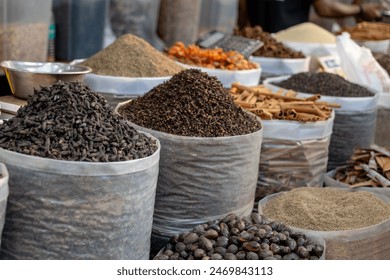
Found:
[118,69,262,137]
[234,26,305,59]
[273,72,375,97]
[79,34,184,77]
[262,187,390,231]
[166,42,259,70]
[0,81,158,162]
[154,212,324,260]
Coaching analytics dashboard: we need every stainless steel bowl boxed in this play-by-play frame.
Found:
[0,61,92,99]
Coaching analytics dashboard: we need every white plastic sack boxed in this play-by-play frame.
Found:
[263,75,379,170]
[177,62,262,87]
[0,138,160,260]
[250,56,310,75]
[256,113,334,200]
[0,163,9,249]
[354,39,390,55]
[375,92,390,146]
[336,32,390,93]
[280,41,338,57]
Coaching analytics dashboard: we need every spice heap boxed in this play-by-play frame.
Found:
[273,22,336,44]
[262,187,390,231]
[166,42,259,70]
[79,34,184,77]
[154,212,324,260]
[234,26,305,58]
[273,72,375,97]
[229,83,338,122]
[333,145,390,188]
[340,21,390,41]
[375,53,390,74]
[0,81,158,162]
[118,69,261,137]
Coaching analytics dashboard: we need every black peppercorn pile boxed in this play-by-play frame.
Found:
[0,81,158,162]
[274,72,375,97]
[118,69,262,137]
[154,212,324,260]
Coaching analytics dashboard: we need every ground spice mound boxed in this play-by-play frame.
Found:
[0,81,158,162]
[234,26,305,59]
[80,34,184,77]
[274,72,375,97]
[262,187,390,231]
[118,69,262,137]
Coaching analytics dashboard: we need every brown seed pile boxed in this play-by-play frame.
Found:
[0,81,158,162]
[154,212,324,260]
[376,54,390,74]
[234,26,305,59]
[118,69,262,137]
[80,34,184,77]
[274,72,375,97]
[262,187,390,231]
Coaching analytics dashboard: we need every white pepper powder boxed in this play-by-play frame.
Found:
[262,187,390,231]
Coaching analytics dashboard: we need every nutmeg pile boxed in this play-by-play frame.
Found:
[154,212,324,260]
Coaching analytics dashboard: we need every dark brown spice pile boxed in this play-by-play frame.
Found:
[376,54,390,74]
[118,69,262,137]
[79,34,184,77]
[273,72,375,97]
[0,81,158,162]
[234,26,305,59]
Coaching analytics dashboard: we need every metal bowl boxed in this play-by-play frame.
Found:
[0,61,92,99]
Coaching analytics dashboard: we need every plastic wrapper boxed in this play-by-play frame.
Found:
[0,137,160,260]
[249,56,310,75]
[258,191,390,260]
[375,92,390,146]
[109,0,165,50]
[177,62,262,88]
[0,163,9,249]
[256,113,334,200]
[115,103,263,251]
[264,76,379,171]
[158,0,202,46]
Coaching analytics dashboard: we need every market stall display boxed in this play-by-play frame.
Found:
[166,42,261,87]
[116,69,263,253]
[0,81,160,259]
[234,26,310,75]
[265,72,378,171]
[259,187,390,259]
[0,163,9,250]
[229,83,335,200]
[78,34,184,107]
[154,212,325,260]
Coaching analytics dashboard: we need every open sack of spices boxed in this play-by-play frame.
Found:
[325,144,390,199]
[229,83,336,200]
[258,187,390,259]
[166,42,261,87]
[115,69,263,254]
[264,72,379,171]
[0,81,160,260]
[154,212,325,260]
[234,26,310,75]
[75,34,184,107]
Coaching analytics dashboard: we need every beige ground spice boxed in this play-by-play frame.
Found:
[262,187,390,231]
[80,34,184,77]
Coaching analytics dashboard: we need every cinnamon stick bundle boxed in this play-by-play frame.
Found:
[229,83,339,122]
